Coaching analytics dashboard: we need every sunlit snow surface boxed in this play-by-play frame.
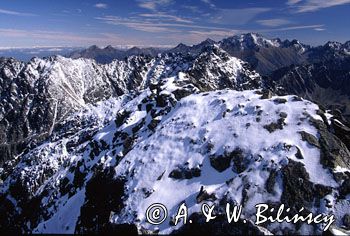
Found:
[109,90,338,234]
[2,85,344,234]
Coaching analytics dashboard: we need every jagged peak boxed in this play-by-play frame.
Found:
[127,46,141,52]
[324,41,342,49]
[221,32,281,48]
[87,45,100,50]
[201,38,216,44]
[175,43,188,48]
[104,45,115,50]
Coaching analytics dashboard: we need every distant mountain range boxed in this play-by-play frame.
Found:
[0,47,83,62]
[67,33,350,75]
[65,33,350,119]
[68,45,165,64]
[3,33,350,77]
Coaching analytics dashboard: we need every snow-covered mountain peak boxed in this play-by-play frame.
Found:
[221,33,281,50]
[325,41,343,50]
[1,79,348,234]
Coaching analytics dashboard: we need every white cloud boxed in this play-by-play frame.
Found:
[287,0,350,12]
[139,13,193,23]
[0,8,37,16]
[258,24,325,32]
[182,5,203,13]
[287,0,303,5]
[0,28,147,47]
[257,18,291,27]
[189,29,240,37]
[137,0,173,11]
[201,0,216,8]
[209,8,271,25]
[314,27,326,31]
[94,3,108,9]
[96,15,237,33]
[95,16,179,33]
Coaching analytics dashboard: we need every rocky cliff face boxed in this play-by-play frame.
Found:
[270,57,350,120]
[219,33,308,75]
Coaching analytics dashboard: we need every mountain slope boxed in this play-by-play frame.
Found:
[1,77,349,234]
[271,57,350,120]
[0,46,263,165]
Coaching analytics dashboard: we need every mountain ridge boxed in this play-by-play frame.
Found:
[67,33,350,76]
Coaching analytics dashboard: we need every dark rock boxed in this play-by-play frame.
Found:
[299,131,320,148]
[196,186,216,203]
[73,166,87,190]
[263,118,285,133]
[210,148,245,173]
[115,110,131,127]
[101,223,138,236]
[316,109,329,127]
[260,89,273,99]
[231,149,246,173]
[309,117,350,169]
[273,98,287,104]
[157,171,165,180]
[123,136,135,155]
[291,96,303,102]
[339,176,350,198]
[343,214,350,229]
[89,140,101,160]
[155,94,169,107]
[131,119,145,134]
[169,165,201,180]
[145,104,153,113]
[281,160,332,212]
[147,119,160,131]
[279,112,288,118]
[210,154,231,173]
[266,170,277,193]
[0,195,19,234]
[75,166,126,234]
[59,176,72,196]
[332,119,350,150]
[141,188,154,198]
[173,89,192,100]
[295,146,304,159]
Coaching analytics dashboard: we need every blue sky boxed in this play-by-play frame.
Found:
[0,0,349,48]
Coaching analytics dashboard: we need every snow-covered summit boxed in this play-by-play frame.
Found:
[220,33,281,50]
